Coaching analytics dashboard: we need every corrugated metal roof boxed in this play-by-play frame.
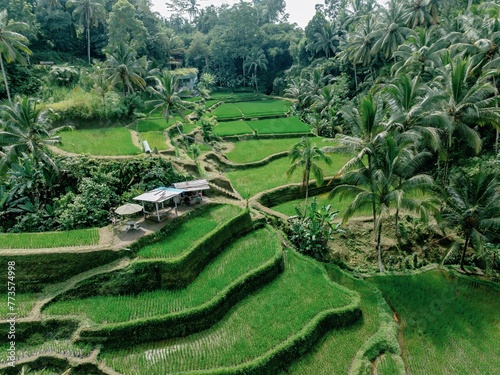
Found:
[172,179,210,192]
[133,187,184,203]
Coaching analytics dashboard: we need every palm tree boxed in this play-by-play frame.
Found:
[146,69,192,137]
[442,166,500,271]
[104,43,147,96]
[370,1,412,61]
[330,135,435,272]
[243,49,268,93]
[433,56,500,184]
[287,137,332,215]
[392,26,457,79]
[342,15,377,87]
[313,22,338,58]
[87,63,113,106]
[325,94,387,230]
[0,10,32,104]
[383,74,443,151]
[66,0,106,64]
[0,97,73,173]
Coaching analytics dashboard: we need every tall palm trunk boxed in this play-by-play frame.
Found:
[86,11,91,64]
[460,235,470,271]
[304,167,310,216]
[376,219,384,272]
[368,153,377,232]
[0,55,11,104]
[353,63,358,91]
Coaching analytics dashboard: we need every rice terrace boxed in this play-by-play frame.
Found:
[1,0,500,374]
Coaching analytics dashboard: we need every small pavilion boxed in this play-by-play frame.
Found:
[133,187,184,222]
[172,179,210,205]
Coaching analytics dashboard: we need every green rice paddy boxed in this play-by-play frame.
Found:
[43,227,279,325]
[226,153,350,197]
[136,205,241,259]
[368,270,500,375]
[247,116,310,134]
[225,137,318,163]
[212,103,243,119]
[235,99,291,117]
[0,293,40,319]
[140,131,168,151]
[213,120,254,136]
[285,264,383,374]
[99,250,356,374]
[0,228,99,249]
[58,128,140,156]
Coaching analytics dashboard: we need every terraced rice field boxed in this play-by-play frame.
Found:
[99,250,357,374]
[213,120,254,136]
[235,99,291,117]
[247,116,310,134]
[368,270,500,375]
[212,103,243,119]
[136,204,241,259]
[43,227,279,325]
[226,153,350,197]
[58,127,140,155]
[139,131,168,151]
[225,137,320,163]
[284,264,384,374]
[135,117,181,132]
[0,228,99,249]
[213,99,291,120]
[0,293,40,319]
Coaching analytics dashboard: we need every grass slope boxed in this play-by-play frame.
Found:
[0,228,99,249]
[368,269,500,375]
[0,293,40,319]
[100,250,356,374]
[136,205,241,259]
[227,153,350,197]
[44,227,279,325]
[58,128,140,156]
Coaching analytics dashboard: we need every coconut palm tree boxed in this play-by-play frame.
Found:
[104,43,147,96]
[0,97,73,173]
[243,49,268,93]
[66,0,106,64]
[313,22,338,58]
[383,74,443,151]
[442,166,500,271]
[287,137,332,215]
[146,69,192,137]
[330,135,436,272]
[370,1,412,61]
[324,94,387,230]
[0,10,32,105]
[433,56,500,184]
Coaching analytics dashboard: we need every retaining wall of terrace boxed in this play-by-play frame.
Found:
[77,235,284,347]
[48,210,253,300]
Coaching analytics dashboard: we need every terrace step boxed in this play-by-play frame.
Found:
[69,227,284,347]
[208,180,243,200]
[98,250,361,375]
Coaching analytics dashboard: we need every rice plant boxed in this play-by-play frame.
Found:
[99,250,356,374]
[0,228,99,249]
[368,270,500,375]
[44,227,279,325]
[137,205,241,259]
